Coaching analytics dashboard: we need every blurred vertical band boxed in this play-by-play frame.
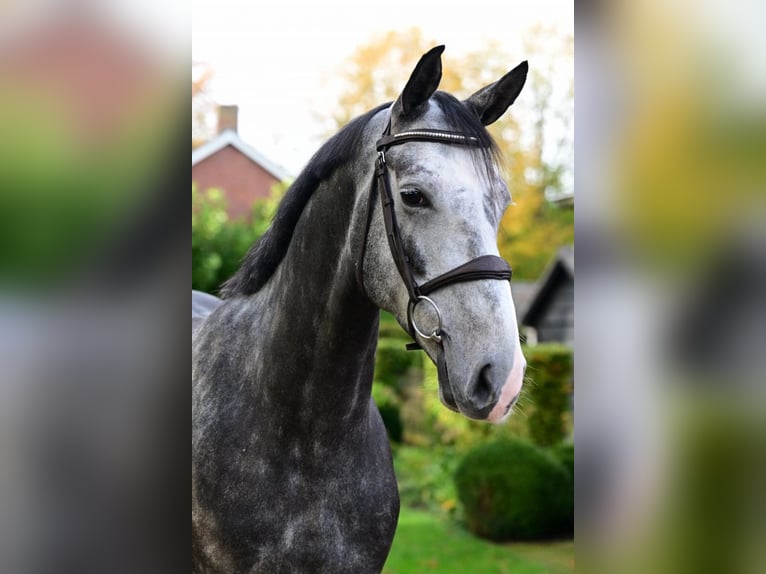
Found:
[0,1,188,572]
[576,1,766,573]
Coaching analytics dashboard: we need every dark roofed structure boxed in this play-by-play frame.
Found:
[521,246,574,345]
[511,281,538,323]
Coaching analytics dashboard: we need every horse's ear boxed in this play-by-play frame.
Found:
[465,60,528,126]
[392,45,445,119]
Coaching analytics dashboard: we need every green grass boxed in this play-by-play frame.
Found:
[383,507,574,574]
[505,541,575,574]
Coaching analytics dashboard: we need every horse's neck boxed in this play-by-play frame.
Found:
[242,170,379,430]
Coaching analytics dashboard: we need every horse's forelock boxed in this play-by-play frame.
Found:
[431,91,503,186]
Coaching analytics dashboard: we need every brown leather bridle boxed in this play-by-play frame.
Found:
[361,118,513,351]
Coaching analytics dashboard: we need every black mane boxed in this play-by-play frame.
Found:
[219,103,389,298]
[220,93,499,299]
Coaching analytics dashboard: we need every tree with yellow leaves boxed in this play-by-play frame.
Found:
[192,61,216,149]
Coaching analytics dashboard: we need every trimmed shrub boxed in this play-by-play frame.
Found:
[454,438,571,541]
[550,439,574,536]
[524,344,573,447]
[551,439,574,479]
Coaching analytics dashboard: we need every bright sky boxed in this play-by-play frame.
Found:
[192,0,573,174]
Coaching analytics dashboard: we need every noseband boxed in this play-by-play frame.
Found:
[361,118,513,351]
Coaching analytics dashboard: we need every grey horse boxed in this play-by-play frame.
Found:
[192,46,527,573]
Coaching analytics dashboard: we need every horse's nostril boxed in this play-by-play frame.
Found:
[470,364,495,408]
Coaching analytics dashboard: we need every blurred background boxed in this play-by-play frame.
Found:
[1,0,764,572]
[576,1,766,574]
[0,0,188,572]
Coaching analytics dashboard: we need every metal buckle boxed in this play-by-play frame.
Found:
[407,295,443,343]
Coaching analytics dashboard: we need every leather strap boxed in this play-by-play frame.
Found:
[419,255,511,296]
[376,152,421,302]
[376,129,480,151]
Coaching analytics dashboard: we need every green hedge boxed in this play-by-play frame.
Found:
[551,439,574,478]
[454,438,571,541]
[549,439,574,536]
[524,344,573,447]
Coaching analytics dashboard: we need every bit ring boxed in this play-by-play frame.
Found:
[407,296,443,343]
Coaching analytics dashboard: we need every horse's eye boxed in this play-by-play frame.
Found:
[400,189,429,207]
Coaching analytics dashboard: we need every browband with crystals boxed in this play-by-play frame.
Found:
[376,128,482,151]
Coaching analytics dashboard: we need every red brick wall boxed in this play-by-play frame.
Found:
[192,146,280,220]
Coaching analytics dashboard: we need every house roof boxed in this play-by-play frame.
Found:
[551,194,574,208]
[192,130,292,182]
[556,245,575,276]
[521,245,574,325]
[511,281,538,322]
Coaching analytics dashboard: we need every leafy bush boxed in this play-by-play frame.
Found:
[192,183,285,294]
[524,345,573,447]
[393,445,461,516]
[454,438,571,541]
[372,383,404,443]
[551,439,574,479]
[372,323,424,444]
[549,439,574,536]
[375,334,423,390]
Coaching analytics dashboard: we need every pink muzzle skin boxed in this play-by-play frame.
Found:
[486,340,526,423]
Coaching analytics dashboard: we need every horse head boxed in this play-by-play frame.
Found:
[361,46,528,423]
